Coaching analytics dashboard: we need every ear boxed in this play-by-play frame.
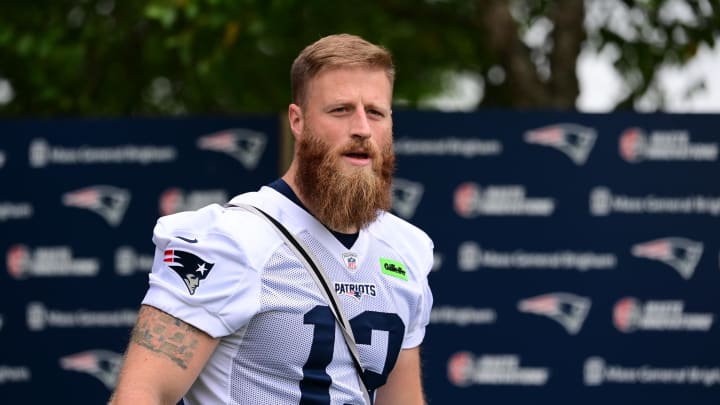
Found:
[288,103,304,138]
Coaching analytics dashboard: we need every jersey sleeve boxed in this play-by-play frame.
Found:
[141,204,273,338]
[402,235,435,349]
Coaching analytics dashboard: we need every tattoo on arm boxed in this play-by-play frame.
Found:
[130,307,203,369]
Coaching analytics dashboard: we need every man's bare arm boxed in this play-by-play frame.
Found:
[108,305,219,405]
[374,346,426,405]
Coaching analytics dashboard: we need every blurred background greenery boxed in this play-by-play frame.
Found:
[0,0,718,116]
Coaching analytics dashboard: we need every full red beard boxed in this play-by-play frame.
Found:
[295,129,395,232]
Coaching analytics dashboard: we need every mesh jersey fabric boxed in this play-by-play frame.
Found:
[141,185,434,405]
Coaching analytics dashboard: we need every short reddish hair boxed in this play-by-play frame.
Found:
[290,33,395,107]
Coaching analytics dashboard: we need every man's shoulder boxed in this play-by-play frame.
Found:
[372,211,431,243]
[157,187,262,220]
[367,212,434,279]
[369,212,434,259]
[154,192,282,252]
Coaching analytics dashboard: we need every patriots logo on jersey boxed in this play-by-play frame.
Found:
[334,282,377,301]
[164,249,215,295]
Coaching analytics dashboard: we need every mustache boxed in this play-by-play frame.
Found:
[339,138,379,158]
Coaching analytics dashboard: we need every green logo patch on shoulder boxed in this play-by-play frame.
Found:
[380,258,408,281]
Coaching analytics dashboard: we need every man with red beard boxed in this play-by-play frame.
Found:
[110,34,434,405]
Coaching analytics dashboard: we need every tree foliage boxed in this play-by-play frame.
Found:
[0,0,718,116]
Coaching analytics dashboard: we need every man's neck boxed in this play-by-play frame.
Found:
[268,177,359,249]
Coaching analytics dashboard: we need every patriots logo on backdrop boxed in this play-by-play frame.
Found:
[524,123,597,165]
[62,185,131,226]
[164,249,215,295]
[196,128,267,170]
[517,292,591,335]
[59,350,123,390]
[391,177,425,219]
[631,237,703,280]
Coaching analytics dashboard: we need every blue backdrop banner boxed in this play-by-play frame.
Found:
[0,112,718,404]
[391,110,720,405]
[0,117,280,404]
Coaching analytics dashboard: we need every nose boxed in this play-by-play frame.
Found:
[350,108,372,139]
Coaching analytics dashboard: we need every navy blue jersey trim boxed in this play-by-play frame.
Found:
[267,179,359,249]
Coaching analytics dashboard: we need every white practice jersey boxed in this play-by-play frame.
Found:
[142,186,434,405]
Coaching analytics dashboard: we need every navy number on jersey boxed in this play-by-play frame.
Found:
[300,305,405,404]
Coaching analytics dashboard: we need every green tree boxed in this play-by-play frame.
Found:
[0,0,718,116]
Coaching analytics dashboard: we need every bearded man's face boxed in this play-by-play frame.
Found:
[290,67,395,232]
